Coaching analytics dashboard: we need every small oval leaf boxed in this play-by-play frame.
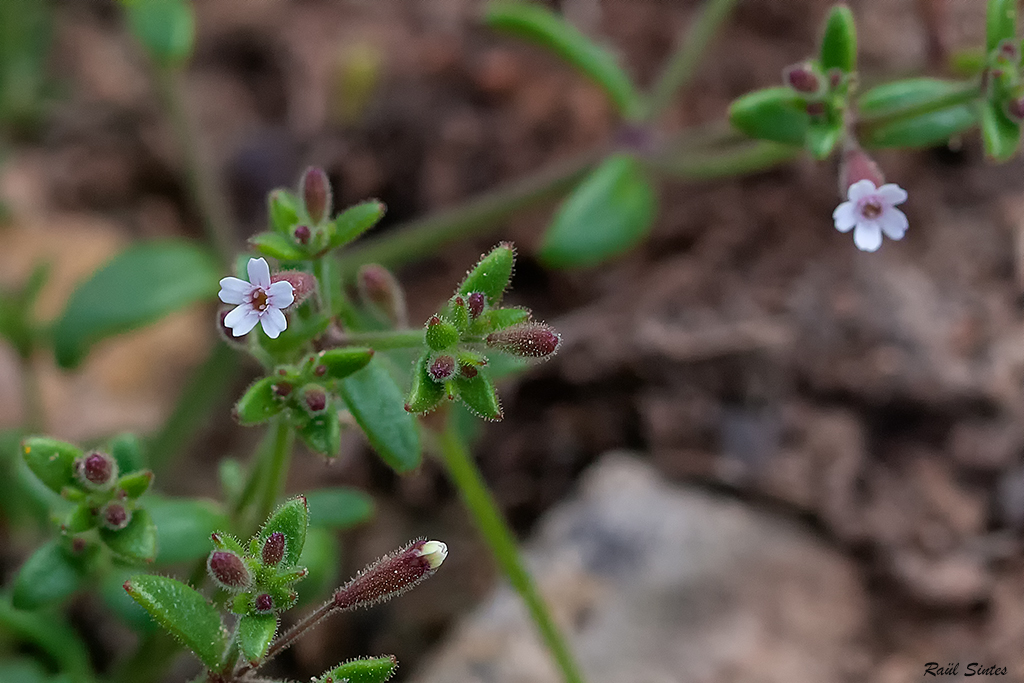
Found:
[259,496,309,566]
[234,377,286,426]
[987,0,1018,53]
[729,87,810,145]
[317,656,399,683]
[249,232,307,261]
[862,105,976,149]
[456,371,503,421]
[404,353,447,416]
[297,411,342,458]
[12,541,88,610]
[317,347,375,381]
[238,613,278,665]
[981,98,1021,161]
[21,437,81,494]
[458,243,516,306]
[329,200,386,251]
[124,0,195,66]
[339,358,422,473]
[819,4,857,73]
[101,508,158,562]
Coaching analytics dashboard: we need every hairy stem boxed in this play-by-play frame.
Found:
[642,0,742,120]
[438,421,586,683]
[314,256,334,320]
[649,139,801,179]
[254,418,294,526]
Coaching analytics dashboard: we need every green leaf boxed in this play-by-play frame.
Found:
[234,377,286,426]
[981,98,1021,160]
[109,432,146,473]
[237,613,278,665]
[317,656,399,683]
[857,78,970,117]
[485,1,640,118]
[339,358,422,473]
[474,306,531,333]
[268,189,300,233]
[12,541,88,610]
[0,595,93,683]
[146,496,229,565]
[328,200,386,251]
[52,240,220,368]
[21,437,81,494]
[297,410,342,458]
[404,353,447,415]
[819,4,856,73]
[305,487,374,529]
[317,347,375,381]
[61,504,95,534]
[259,496,309,565]
[540,154,656,268]
[118,469,154,499]
[101,508,158,562]
[806,120,842,159]
[249,232,307,261]
[458,243,516,306]
[124,0,195,66]
[124,574,228,670]
[729,87,810,145]
[456,371,502,421]
[863,106,976,148]
[987,0,1018,53]
[296,527,339,606]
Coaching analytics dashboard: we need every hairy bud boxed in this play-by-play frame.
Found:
[425,316,459,351]
[783,61,822,95]
[293,224,311,245]
[207,550,252,590]
[75,451,118,490]
[357,264,407,327]
[254,593,275,614]
[262,532,286,566]
[101,502,132,531]
[301,167,332,225]
[272,270,316,306]
[466,292,486,319]
[302,384,329,414]
[427,354,457,382]
[486,323,561,358]
[332,539,447,611]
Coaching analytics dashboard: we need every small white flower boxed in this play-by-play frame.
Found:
[219,258,295,338]
[832,179,908,252]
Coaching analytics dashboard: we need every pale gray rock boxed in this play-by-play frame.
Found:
[411,453,868,683]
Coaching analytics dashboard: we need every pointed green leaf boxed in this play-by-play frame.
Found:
[456,371,502,421]
[328,200,386,250]
[101,508,158,562]
[981,98,1021,160]
[249,232,307,261]
[146,496,229,565]
[317,655,398,683]
[485,1,640,118]
[729,87,810,145]
[124,0,195,65]
[458,243,516,306]
[404,353,447,415]
[863,106,976,148]
[305,487,374,529]
[540,154,656,269]
[109,432,146,473]
[21,437,81,494]
[987,0,1018,52]
[806,120,842,159]
[124,574,228,670]
[297,410,342,458]
[234,377,286,426]
[857,78,970,118]
[296,527,339,606]
[259,496,309,565]
[316,347,375,381]
[819,4,857,73]
[269,189,300,233]
[53,240,220,368]
[12,541,88,610]
[238,613,278,665]
[473,307,531,334]
[118,469,154,499]
[62,504,95,534]
[339,358,422,472]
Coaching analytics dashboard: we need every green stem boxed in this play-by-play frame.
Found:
[314,256,334,320]
[335,148,603,274]
[335,328,424,350]
[438,421,586,683]
[856,82,982,131]
[642,0,742,120]
[154,66,236,262]
[649,139,801,180]
[254,418,294,526]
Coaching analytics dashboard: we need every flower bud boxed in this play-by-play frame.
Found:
[466,292,486,319]
[485,323,561,358]
[427,354,457,382]
[75,451,118,490]
[293,224,311,245]
[302,384,329,414]
[425,316,459,351]
[449,296,469,331]
[783,61,822,95]
[262,531,286,566]
[254,592,275,614]
[207,550,252,591]
[838,145,886,197]
[272,381,292,398]
[301,167,332,225]
[460,363,478,378]
[357,264,407,328]
[101,502,132,531]
[272,270,316,306]
[332,539,447,611]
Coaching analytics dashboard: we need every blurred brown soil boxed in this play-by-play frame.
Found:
[3,0,1024,680]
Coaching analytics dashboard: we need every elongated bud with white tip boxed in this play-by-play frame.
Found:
[332,539,447,611]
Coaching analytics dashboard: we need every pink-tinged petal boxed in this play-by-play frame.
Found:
[266,281,295,309]
[247,258,272,289]
[224,303,253,328]
[878,207,908,240]
[832,202,858,232]
[260,307,287,339]
[876,183,908,205]
[847,179,877,203]
[228,307,260,336]
[218,277,251,304]
[853,223,883,252]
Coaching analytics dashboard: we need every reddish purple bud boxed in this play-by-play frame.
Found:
[428,355,457,382]
[466,292,486,319]
[272,270,316,306]
[101,502,131,531]
[332,539,447,611]
[254,593,274,613]
[303,384,328,413]
[460,364,478,378]
[997,39,1020,63]
[262,532,286,566]
[301,167,332,225]
[357,264,408,327]
[207,550,252,590]
[839,146,886,197]
[783,62,822,95]
[486,323,561,358]
[272,382,292,398]
[293,224,311,245]
[75,451,117,490]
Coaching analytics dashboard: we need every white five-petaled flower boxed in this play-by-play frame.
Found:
[832,179,909,252]
[219,258,295,338]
